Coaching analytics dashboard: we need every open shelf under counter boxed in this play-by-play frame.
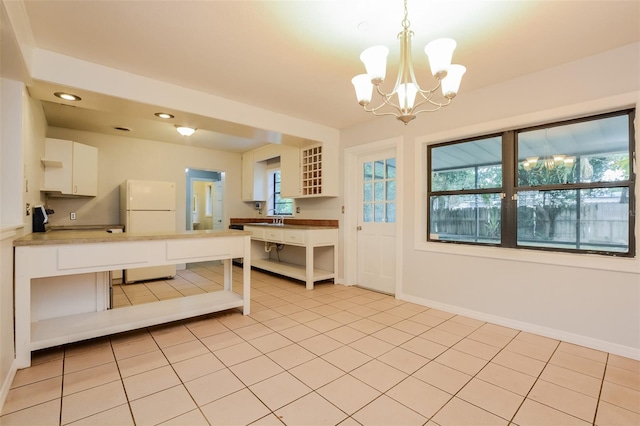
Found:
[32,291,244,351]
[251,258,334,283]
[14,229,251,368]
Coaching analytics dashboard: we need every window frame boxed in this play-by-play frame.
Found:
[427,109,636,257]
[268,169,294,216]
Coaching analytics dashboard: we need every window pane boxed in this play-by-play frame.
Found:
[386,158,396,178]
[429,194,502,243]
[518,114,629,187]
[431,136,502,191]
[374,203,384,222]
[517,188,628,253]
[363,203,373,222]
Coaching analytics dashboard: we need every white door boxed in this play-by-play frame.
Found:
[213,181,224,230]
[357,151,397,294]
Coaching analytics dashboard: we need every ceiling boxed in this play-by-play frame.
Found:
[9,1,640,151]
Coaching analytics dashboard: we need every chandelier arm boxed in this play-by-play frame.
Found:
[416,79,443,97]
[361,104,405,119]
[425,98,453,108]
[375,84,405,114]
[407,90,436,113]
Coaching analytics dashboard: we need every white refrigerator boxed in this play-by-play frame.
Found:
[120,179,176,283]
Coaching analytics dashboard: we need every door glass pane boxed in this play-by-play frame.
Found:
[386,202,396,223]
[374,203,384,222]
[374,161,384,179]
[386,181,396,201]
[374,182,384,201]
[363,203,373,222]
[386,158,396,178]
[364,183,372,202]
[364,162,373,180]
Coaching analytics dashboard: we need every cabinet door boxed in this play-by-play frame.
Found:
[44,138,73,194]
[242,151,266,201]
[72,142,98,196]
[280,146,301,198]
[241,151,254,201]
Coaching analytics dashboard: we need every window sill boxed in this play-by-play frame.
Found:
[416,240,639,274]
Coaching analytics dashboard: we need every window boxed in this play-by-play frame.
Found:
[428,110,635,256]
[363,157,397,223]
[269,170,293,215]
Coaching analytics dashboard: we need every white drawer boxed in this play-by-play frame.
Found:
[166,237,244,260]
[245,226,265,240]
[284,229,306,246]
[57,244,147,270]
[264,228,284,242]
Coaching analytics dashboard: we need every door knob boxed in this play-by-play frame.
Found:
[357,226,362,231]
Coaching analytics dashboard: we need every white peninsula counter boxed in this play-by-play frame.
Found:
[14,229,251,368]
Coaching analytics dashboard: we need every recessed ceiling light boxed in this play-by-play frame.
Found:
[113,126,132,132]
[54,92,81,101]
[155,112,174,119]
[176,126,196,136]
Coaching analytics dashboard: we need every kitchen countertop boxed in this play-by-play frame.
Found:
[14,229,250,247]
[230,218,338,229]
[239,223,337,230]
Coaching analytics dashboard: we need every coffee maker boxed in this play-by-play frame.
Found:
[32,205,53,232]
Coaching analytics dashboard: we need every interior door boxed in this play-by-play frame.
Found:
[213,181,224,230]
[357,150,397,294]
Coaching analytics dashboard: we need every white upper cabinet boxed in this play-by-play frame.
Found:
[241,150,266,201]
[42,138,98,196]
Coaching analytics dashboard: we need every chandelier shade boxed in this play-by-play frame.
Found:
[424,38,457,79]
[360,46,389,83]
[352,0,466,124]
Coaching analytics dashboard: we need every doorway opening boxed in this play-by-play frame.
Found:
[185,168,225,231]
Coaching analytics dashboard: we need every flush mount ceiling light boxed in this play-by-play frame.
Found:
[155,112,174,119]
[352,0,466,124]
[54,91,81,101]
[175,126,196,136]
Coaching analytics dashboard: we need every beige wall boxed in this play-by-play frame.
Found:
[340,43,640,357]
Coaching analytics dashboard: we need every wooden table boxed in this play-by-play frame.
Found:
[14,229,251,368]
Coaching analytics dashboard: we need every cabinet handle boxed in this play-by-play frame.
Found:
[74,185,77,193]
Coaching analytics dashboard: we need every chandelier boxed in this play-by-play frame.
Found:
[351,0,466,124]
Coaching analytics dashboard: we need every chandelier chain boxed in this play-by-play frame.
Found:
[401,0,410,31]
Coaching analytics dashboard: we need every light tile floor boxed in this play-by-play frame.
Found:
[2,262,639,425]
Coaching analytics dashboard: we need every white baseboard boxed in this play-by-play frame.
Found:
[0,360,18,412]
[398,292,640,361]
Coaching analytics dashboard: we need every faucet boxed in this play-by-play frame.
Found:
[266,209,284,225]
